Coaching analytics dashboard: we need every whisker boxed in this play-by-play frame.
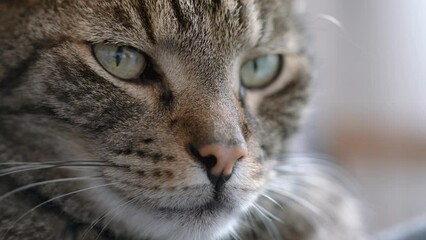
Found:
[234,217,252,232]
[0,176,103,202]
[250,205,280,240]
[81,191,144,240]
[317,14,344,30]
[1,182,116,240]
[259,193,285,211]
[264,188,331,232]
[251,203,272,222]
[253,202,283,223]
[94,194,143,240]
[265,186,323,217]
[0,164,112,178]
[0,160,108,166]
[230,229,242,240]
[239,211,261,239]
[241,211,256,230]
[0,161,111,174]
[232,213,257,239]
[261,216,281,240]
[247,208,263,234]
[0,165,56,177]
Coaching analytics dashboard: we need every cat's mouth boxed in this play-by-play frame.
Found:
[133,185,243,212]
[150,185,259,220]
[104,160,262,211]
[157,197,231,214]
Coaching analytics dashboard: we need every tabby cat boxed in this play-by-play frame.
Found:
[0,0,363,239]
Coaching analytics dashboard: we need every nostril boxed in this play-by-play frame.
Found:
[188,144,217,170]
[198,144,246,176]
[201,155,217,169]
[189,143,247,189]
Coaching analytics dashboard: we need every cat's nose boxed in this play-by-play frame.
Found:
[189,144,247,187]
[198,144,247,176]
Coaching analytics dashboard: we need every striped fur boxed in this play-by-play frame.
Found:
[0,1,363,239]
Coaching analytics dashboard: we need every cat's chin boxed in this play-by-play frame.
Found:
[154,193,240,216]
[89,183,258,240]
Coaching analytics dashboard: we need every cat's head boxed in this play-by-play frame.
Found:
[0,0,309,239]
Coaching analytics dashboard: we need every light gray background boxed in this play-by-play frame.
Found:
[305,0,426,235]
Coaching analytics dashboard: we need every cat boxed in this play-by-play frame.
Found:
[0,0,364,239]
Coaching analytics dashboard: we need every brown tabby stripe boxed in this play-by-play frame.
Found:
[0,50,39,92]
[212,0,221,12]
[0,39,66,93]
[159,90,174,109]
[170,0,190,30]
[137,1,156,44]
[0,105,55,117]
[235,0,248,27]
[113,5,134,29]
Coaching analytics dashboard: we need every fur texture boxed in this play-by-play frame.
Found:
[0,0,363,239]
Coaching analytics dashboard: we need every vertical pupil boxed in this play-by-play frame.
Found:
[253,59,258,72]
[114,46,124,67]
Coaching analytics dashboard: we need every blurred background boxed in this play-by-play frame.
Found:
[299,0,426,237]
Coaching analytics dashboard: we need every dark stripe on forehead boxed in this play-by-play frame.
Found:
[170,0,190,30]
[137,1,156,44]
[113,5,134,29]
[212,0,221,12]
[236,0,248,27]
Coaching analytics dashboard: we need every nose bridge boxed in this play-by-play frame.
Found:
[173,64,248,187]
[186,89,245,146]
[171,57,246,146]
[184,89,248,188]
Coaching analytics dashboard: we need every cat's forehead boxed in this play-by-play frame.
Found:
[131,0,261,48]
[67,0,292,54]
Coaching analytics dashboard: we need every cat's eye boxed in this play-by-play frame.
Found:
[240,54,282,89]
[93,44,147,80]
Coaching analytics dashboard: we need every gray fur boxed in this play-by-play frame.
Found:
[0,0,363,239]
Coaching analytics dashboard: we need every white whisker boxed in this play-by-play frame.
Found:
[0,164,110,178]
[318,14,344,29]
[250,204,281,240]
[0,176,103,202]
[230,229,242,240]
[251,203,272,222]
[265,187,323,217]
[1,182,116,240]
[0,165,56,177]
[253,203,283,223]
[245,211,260,232]
[0,160,107,166]
[260,193,285,211]
[81,191,144,240]
[94,193,143,240]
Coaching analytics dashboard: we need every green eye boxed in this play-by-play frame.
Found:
[93,44,147,80]
[240,54,282,89]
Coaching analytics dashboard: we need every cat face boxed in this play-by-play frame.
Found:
[0,0,309,239]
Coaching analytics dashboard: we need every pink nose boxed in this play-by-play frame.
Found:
[197,144,247,176]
